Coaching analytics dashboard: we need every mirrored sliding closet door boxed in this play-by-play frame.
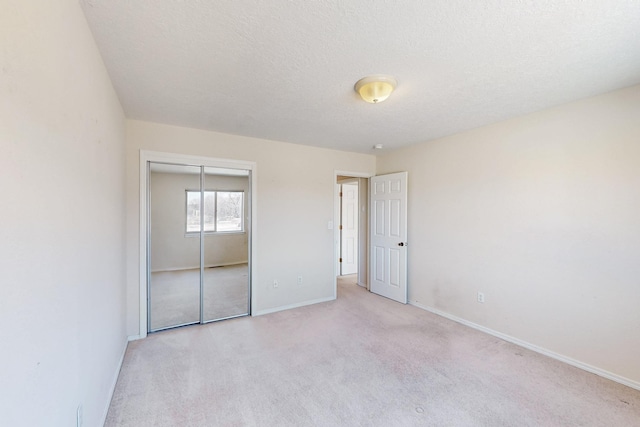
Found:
[147,162,251,332]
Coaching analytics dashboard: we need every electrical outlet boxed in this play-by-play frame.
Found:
[477,292,485,303]
[297,276,303,285]
[76,404,83,427]
[273,280,278,289]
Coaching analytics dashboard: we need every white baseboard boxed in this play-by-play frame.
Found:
[127,334,144,341]
[410,301,640,392]
[357,281,368,289]
[253,296,335,316]
[99,338,128,426]
[151,261,248,273]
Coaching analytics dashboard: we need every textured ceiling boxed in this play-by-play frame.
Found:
[81,0,640,153]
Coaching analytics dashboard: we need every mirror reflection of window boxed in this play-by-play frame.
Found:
[217,191,243,232]
[186,191,202,232]
[186,190,244,233]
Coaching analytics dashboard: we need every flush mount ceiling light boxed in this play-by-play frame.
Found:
[354,75,397,104]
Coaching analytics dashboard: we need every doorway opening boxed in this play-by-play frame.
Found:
[334,171,372,296]
[334,171,409,305]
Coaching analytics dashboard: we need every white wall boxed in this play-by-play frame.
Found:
[0,1,127,426]
[126,120,376,336]
[377,85,640,386]
[150,172,249,271]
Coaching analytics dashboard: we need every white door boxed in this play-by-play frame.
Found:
[340,183,359,275]
[370,172,408,303]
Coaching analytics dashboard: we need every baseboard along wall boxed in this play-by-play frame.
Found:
[252,296,336,317]
[410,301,640,392]
[100,339,129,426]
[150,261,248,273]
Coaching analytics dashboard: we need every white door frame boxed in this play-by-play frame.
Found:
[139,150,258,338]
[333,170,373,299]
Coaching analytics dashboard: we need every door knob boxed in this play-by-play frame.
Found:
[398,242,405,246]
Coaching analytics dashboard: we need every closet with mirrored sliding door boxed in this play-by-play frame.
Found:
[147,162,251,332]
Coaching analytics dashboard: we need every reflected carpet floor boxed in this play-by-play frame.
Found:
[106,276,640,426]
[150,264,249,330]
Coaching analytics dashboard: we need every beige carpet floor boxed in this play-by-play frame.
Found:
[106,276,640,426]
[150,264,249,330]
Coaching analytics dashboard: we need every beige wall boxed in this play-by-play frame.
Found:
[126,120,376,336]
[0,1,127,426]
[357,177,369,287]
[150,172,249,271]
[4,4,637,424]
[377,85,640,386]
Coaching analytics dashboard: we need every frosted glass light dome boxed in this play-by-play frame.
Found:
[354,75,397,103]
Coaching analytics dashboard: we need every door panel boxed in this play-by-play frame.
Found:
[390,199,400,237]
[340,183,359,275]
[374,246,385,281]
[390,249,400,287]
[370,172,408,303]
[148,162,202,331]
[202,167,250,322]
[374,200,385,235]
